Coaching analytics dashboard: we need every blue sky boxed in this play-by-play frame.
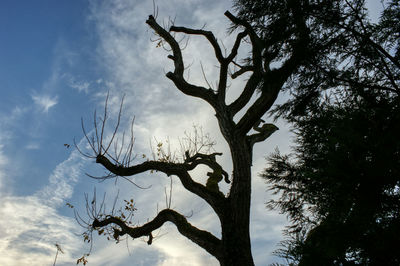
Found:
[0,0,101,193]
[0,1,385,265]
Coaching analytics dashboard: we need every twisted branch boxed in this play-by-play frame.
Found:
[96,154,225,211]
[93,209,222,259]
[184,152,230,184]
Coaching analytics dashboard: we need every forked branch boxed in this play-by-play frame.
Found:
[75,94,136,180]
[170,26,225,62]
[146,15,217,107]
[225,11,263,72]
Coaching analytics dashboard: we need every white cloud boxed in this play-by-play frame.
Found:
[70,80,90,93]
[35,150,86,207]
[0,138,88,265]
[31,94,58,113]
[0,107,29,192]
[0,106,28,143]
[65,74,91,93]
[0,196,81,266]
[154,232,219,266]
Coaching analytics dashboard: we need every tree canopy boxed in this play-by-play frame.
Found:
[265,90,400,265]
[233,0,399,117]
[253,0,400,264]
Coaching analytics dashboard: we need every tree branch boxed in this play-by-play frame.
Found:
[146,16,217,107]
[231,64,254,79]
[170,26,224,63]
[169,26,248,104]
[146,15,184,76]
[228,73,261,115]
[247,120,279,148]
[224,11,263,73]
[227,31,248,63]
[216,30,248,101]
[223,11,269,120]
[93,209,222,259]
[341,1,400,69]
[96,155,225,211]
[236,84,281,135]
[184,152,230,183]
[235,4,312,135]
[318,65,400,95]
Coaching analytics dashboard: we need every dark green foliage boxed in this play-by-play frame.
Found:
[234,0,399,119]
[265,92,400,264]
[232,0,400,264]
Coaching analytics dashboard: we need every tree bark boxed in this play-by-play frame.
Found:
[219,135,254,266]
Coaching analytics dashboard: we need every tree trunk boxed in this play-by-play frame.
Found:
[219,137,254,266]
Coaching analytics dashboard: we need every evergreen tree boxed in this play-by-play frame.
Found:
[252,0,400,264]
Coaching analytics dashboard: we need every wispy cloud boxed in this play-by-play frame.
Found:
[70,80,90,93]
[0,138,87,265]
[31,94,58,113]
[35,150,85,207]
[0,195,81,266]
[64,74,91,93]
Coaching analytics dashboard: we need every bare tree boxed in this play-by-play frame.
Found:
[75,9,310,266]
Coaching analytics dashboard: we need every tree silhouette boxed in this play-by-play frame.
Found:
[258,0,399,264]
[72,1,383,264]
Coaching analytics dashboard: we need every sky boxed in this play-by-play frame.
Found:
[0,1,385,265]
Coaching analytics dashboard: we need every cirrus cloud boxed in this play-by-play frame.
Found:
[31,94,58,113]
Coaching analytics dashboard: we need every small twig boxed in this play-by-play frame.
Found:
[53,243,64,266]
[200,62,214,90]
